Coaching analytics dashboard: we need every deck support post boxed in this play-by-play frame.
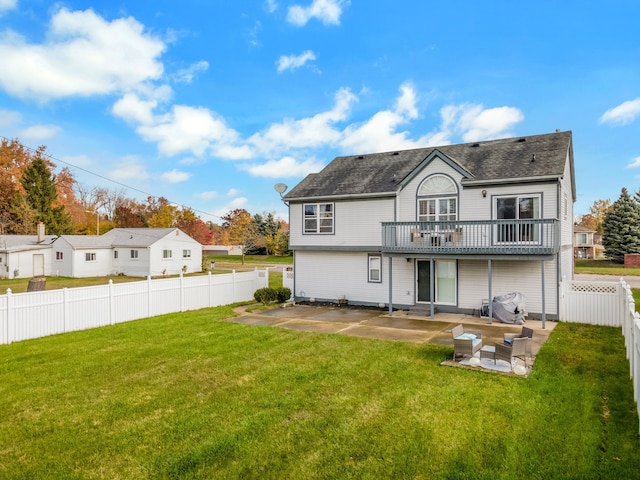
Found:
[487,259,493,324]
[541,260,546,329]
[388,256,393,315]
[430,259,435,319]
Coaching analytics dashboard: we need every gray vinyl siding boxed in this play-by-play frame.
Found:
[289,198,394,249]
[294,251,414,306]
[457,259,557,316]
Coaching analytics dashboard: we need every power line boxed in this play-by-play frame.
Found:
[0,135,224,220]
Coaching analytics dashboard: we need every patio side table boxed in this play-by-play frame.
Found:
[480,345,496,363]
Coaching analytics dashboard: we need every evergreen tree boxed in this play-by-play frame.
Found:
[20,157,73,235]
[602,188,640,263]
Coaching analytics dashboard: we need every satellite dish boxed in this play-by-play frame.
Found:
[274,183,288,194]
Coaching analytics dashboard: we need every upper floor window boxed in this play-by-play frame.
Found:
[304,203,334,234]
[417,175,458,222]
[577,233,588,244]
[494,194,541,243]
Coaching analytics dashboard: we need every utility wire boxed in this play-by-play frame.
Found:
[0,135,224,220]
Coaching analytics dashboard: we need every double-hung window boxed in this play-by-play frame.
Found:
[163,249,172,259]
[130,249,139,259]
[368,255,382,283]
[304,203,334,234]
[183,249,191,259]
[495,195,540,243]
[85,252,96,262]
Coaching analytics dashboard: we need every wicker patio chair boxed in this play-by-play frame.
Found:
[504,326,534,344]
[451,324,483,359]
[495,337,531,367]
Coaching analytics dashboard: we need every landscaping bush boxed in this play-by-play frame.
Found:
[275,287,292,302]
[254,287,278,305]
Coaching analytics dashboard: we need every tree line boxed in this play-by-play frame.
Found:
[0,138,289,254]
[575,188,640,263]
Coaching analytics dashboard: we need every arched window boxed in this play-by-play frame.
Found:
[417,175,458,222]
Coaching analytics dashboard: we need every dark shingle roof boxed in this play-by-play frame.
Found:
[284,131,573,200]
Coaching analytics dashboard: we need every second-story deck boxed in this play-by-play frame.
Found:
[382,219,559,256]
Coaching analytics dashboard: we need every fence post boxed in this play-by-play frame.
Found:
[109,280,114,325]
[5,288,11,344]
[63,287,69,333]
[147,275,152,317]
[179,272,184,312]
[208,271,212,308]
[232,269,236,304]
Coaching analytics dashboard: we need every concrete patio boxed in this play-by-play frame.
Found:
[227,304,556,372]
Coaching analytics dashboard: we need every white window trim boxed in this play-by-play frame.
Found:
[85,252,96,262]
[303,202,334,234]
[493,193,542,245]
[368,254,382,283]
[130,249,139,260]
[56,251,64,261]
[182,249,192,259]
[163,249,173,260]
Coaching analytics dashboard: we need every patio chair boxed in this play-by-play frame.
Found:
[494,337,531,367]
[451,324,482,359]
[504,326,534,344]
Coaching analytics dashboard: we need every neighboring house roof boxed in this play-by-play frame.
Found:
[55,228,200,250]
[0,235,57,253]
[284,131,574,201]
[573,225,596,233]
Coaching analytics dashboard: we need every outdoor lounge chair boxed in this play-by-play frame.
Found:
[504,326,534,344]
[495,337,531,367]
[451,324,482,359]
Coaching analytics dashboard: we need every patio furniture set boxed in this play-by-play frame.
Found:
[452,324,534,369]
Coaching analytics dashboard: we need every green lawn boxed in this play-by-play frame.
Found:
[0,308,638,479]
[575,259,640,276]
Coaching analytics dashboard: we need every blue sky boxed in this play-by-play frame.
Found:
[0,0,639,223]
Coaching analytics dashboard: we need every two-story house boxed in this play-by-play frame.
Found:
[573,225,597,259]
[283,131,575,323]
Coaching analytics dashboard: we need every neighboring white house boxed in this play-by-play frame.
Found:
[283,131,575,321]
[52,228,203,278]
[0,224,57,279]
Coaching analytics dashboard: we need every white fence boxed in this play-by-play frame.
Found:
[560,277,640,431]
[0,269,268,345]
[559,278,625,326]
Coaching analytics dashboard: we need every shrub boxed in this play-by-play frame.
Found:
[254,287,278,305]
[275,287,292,303]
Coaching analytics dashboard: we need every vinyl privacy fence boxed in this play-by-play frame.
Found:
[562,277,640,431]
[0,270,269,345]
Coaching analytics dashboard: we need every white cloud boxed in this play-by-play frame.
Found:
[0,0,17,15]
[160,169,191,183]
[265,0,278,13]
[195,191,218,200]
[0,109,21,127]
[109,157,150,180]
[600,98,640,126]
[0,8,165,100]
[340,83,430,153]
[213,197,248,218]
[277,50,316,73]
[626,157,640,169]
[440,104,524,142]
[174,60,209,84]
[19,124,61,140]
[241,156,325,178]
[227,188,239,196]
[249,87,356,154]
[287,0,346,26]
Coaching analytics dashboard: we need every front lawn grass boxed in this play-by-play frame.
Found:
[0,309,638,479]
[575,259,640,276]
